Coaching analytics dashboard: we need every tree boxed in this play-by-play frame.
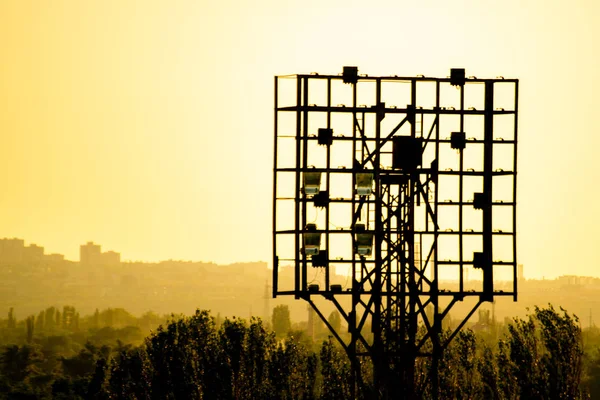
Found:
[26,316,34,343]
[535,305,583,399]
[319,338,351,400]
[327,311,341,333]
[35,311,44,332]
[242,317,276,398]
[267,330,315,399]
[108,347,150,399]
[145,309,228,398]
[93,308,100,328]
[44,307,56,330]
[60,344,100,379]
[7,307,16,329]
[219,317,246,397]
[272,305,291,338]
[492,305,583,400]
[1,344,43,385]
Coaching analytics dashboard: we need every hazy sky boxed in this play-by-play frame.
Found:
[0,1,598,278]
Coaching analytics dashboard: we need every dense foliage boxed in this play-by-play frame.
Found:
[0,304,599,399]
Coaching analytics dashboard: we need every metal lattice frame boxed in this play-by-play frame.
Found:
[273,67,518,398]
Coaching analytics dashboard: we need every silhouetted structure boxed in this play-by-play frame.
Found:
[273,67,519,398]
[0,238,25,264]
[0,238,60,266]
[80,242,120,266]
[80,242,102,265]
[22,244,44,264]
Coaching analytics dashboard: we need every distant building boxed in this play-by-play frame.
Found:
[0,238,70,265]
[46,253,65,263]
[102,251,121,265]
[80,242,102,265]
[558,275,583,286]
[0,238,25,264]
[80,242,121,266]
[23,244,44,264]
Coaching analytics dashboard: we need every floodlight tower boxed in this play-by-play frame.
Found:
[272,67,518,399]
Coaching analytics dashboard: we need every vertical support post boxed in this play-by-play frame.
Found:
[459,85,465,294]
[350,78,359,399]
[431,80,441,400]
[373,77,385,398]
[294,77,302,298]
[326,77,332,291]
[483,81,494,299]
[273,76,279,297]
[405,78,418,399]
[513,81,519,301]
[301,77,309,293]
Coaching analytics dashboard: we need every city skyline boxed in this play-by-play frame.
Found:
[0,236,251,264]
[0,236,585,283]
[0,237,121,264]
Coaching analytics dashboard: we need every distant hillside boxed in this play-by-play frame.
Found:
[0,260,346,323]
[2,254,600,328]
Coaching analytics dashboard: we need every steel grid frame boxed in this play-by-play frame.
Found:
[272,68,518,399]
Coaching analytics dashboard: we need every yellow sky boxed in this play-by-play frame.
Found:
[0,0,598,278]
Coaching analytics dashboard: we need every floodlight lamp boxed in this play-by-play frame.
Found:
[355,173,374,196]
[313,191,329,208]
[450,68,466,87]
[392,136,423,170]
[473,192,488,210]
[451,132,466,150]
[376,102,386,121]
[354,223,373,256]
[342,66,358,84]
[303,172,321,195]
[473,252,485,269]
[303,223,321,255]
[406,104,416,124]
[311,249,328,268]
[318,128,333,146]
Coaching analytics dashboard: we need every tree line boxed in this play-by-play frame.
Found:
[1,304,600,398]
